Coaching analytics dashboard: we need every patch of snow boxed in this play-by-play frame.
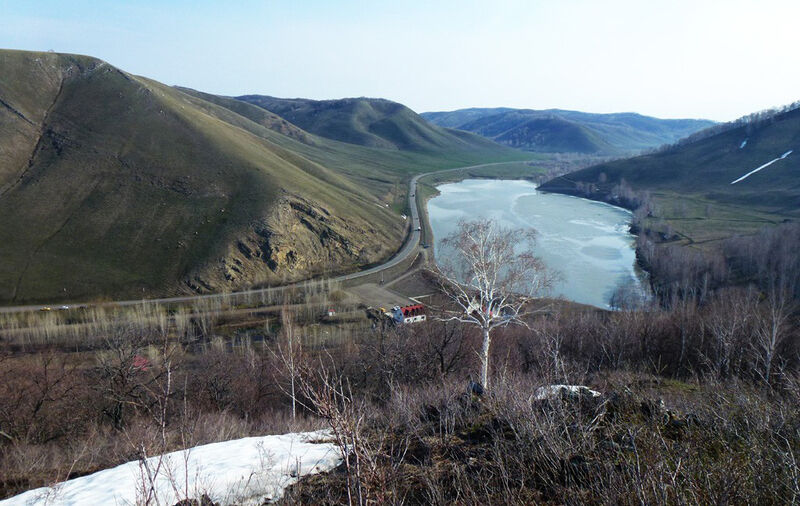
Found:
[533,384,602,401]
[0,430,341,506]
[731,150,793,184]
[739,139,748,149]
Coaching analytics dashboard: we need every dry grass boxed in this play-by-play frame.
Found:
[0,278,350,350]
[1,271,799,503]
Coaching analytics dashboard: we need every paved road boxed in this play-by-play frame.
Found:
[336,171,424,281]
[0,174,424,314]
[0,163,499,314]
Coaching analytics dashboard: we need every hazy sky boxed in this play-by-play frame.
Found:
[2,0,798,121]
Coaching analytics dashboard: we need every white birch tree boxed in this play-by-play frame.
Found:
[273,307,302,421]
[754,269,796,388]
[434,218,554,390]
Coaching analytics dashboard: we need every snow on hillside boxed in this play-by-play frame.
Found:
[0,430,341,506]
[731,150,793,184]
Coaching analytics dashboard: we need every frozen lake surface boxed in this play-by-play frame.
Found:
[427,179,646,308]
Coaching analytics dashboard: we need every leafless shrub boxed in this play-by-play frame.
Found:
[297,359,401,506]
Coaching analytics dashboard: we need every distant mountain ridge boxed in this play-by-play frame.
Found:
[236,95,502,152]
[422,107,715,155]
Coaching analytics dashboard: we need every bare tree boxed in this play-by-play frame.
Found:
[274,307,303,421]
[296,358,399,506]
[418,320,469,377]
[703,287,756,379]
[754,270,796,388]
[434,218,554,390]
[728,224,800,387]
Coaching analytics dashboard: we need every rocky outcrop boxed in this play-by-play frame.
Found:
[187,194,401,292]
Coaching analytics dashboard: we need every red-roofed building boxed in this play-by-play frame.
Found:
[400,304,426,324]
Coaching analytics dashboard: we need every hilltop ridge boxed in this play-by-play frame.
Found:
[423,107,715,155]
[237,95,504,152]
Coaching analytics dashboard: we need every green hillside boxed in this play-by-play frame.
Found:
[180,89,528,203]
[0,50,524,303]
[422,108,715,155]
[540,106,800,242]
[236,95,507,153]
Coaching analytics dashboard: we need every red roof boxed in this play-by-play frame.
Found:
[132,355,151,371]
[401,304,424,316]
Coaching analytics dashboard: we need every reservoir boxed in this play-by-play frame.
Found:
[427,179,646,308]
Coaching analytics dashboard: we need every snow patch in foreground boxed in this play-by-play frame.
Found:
[731,150,793,184]
[1,430,341,506]
[740,139,748,149]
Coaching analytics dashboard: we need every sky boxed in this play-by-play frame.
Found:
[2,0,799,121]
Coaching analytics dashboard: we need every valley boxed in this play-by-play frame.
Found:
[3,49,767,308]
[0,49,527,305]
[2,11,800,503]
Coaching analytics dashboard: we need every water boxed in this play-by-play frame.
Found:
[427,179,646,308]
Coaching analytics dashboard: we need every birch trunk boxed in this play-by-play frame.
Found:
[481,327,491,389]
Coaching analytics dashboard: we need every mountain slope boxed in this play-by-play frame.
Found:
[0,50,522,303]
[179,89,527,205]
[541,107,800,211]
[422,108,715,155]
[236,95,506,153]
[539,106,800,243]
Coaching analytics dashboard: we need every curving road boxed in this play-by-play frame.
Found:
[340,171,425,279]
[0,163,497,314]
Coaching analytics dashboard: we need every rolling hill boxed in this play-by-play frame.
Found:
[0,49,524,303]
[540,105,800,242]
[236,95,504,152]
[422,108,715,155]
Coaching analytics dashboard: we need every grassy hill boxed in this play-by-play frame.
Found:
[422,108,715,155]
[0,50,524,303]
[540,106,800,243]
[236,95,506,152]
[179,90,527,190]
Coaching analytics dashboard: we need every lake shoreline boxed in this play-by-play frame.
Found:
[425,178,649,308]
